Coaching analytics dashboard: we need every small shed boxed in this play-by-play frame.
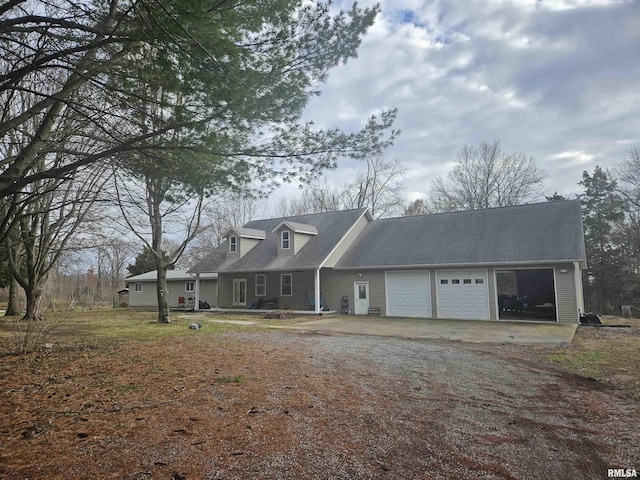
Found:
[116,288,129,308]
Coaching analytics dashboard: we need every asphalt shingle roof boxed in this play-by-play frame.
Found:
[189,208,368,273]
[336,200,585,268]
[126,270,217,281]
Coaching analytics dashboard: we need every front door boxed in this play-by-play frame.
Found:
[354,281,369,315]
[233,279,247,307]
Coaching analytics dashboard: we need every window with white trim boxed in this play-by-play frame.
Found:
[281,274,292,296]
[229,235,237,253]
[281,230,290,250]
[256,274,266,296]
[134,283,142,292]
[185,281,195,292]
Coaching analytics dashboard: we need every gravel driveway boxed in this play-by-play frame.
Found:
[2,328,636,480]
[201,331,638,479]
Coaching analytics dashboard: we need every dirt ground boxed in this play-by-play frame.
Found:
[0,311,638,479]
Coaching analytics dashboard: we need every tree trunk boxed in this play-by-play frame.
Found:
[23,284,43,321]
[5,275,20,316]
[156,266,170,323]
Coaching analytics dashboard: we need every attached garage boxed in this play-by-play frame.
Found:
[385,270,431,317]
[436,269,489,320]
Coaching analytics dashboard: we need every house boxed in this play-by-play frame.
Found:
[125,270,218,310]
[189,199,586,323]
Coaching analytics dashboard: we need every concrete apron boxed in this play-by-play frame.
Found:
[280,316,578,345]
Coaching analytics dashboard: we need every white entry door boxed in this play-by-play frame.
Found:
[233,279,247,307]
[354,282,369,315]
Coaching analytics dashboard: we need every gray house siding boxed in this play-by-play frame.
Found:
[554,263,580,324]
[198,279,218,307]
[128,279,205,309]
[218,271,316,310]
[324,263,580,323]
[321,269,387,315]
[128,282,158,308]
[487,267,497,320]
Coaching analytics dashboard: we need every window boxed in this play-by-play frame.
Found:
[475,278,484,284]
[185,281,195,292]
[229,235,237,253]
[281,274,292,296]
[256,274,266,296]
[463,279,472,284]
[281,230,290,250]
[440,279,448,284]
[452,279,460,284]
[134,283,142,292]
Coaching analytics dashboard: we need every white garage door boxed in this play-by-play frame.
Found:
[436,270,489,320]
[385,271,431,317]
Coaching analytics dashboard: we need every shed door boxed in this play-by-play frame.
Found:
[385,271,431,318]
[436,270,489,320]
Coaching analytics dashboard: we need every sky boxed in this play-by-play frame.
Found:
[269,0,640,213]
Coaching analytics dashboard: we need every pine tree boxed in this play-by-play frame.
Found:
[579,166,627,313]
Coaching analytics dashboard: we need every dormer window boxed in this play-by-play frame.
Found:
[229,235,237,253]
[281,230,290,250]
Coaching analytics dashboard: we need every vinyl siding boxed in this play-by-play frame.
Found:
[321,269,387,315]
[324,262,580,323]
[555,263,580,324]
[198,279,218,307]
[293,232,313,254]
[218,271,316,310]
[323,213,370,268]
[239,237,261,258]
[128,280,203,308]
[488,267,497,320]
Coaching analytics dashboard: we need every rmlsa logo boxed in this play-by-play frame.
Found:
[609,469,638,478]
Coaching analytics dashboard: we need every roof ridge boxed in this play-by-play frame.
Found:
[250,207,367,223]
[374,199,579,222]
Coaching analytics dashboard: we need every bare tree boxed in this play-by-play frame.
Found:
[342,154,406,218]
[189,195,264,263]
[616,146,640,208]
[113,170,206,323]
[274,180,343,217]
[403,198,431,216]
[430,140,546,212]
[6,162,110,321]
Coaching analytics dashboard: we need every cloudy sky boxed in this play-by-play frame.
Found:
[270,0,640,212]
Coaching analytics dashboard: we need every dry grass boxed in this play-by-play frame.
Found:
[543,316,640,394]
[0,310,638,479]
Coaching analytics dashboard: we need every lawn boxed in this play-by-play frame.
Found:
[0,310,638,479]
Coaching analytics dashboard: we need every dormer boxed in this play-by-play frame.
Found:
[223,227,266,258]
[271,220,318,256]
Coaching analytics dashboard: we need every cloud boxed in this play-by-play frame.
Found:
[550,150,597,166]
[284,0,640,214]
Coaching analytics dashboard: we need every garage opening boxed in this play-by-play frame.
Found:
[496,269,557,321]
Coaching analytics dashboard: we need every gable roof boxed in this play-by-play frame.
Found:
[222,226,267,239]
[189,208,369,273]
[271,220,319,235]
[335,200,586,269]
